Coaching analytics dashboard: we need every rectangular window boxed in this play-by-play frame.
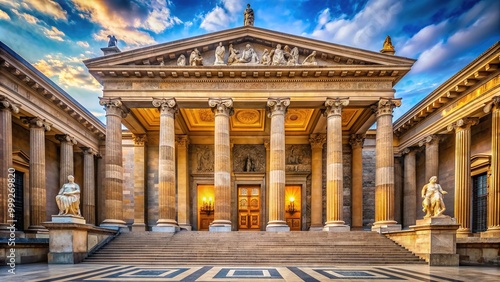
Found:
[472,173,488,233]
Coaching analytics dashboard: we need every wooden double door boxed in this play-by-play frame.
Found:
[238,186,261,230]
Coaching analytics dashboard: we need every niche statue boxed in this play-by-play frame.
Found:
[421,176,447,218]
[56,175,81,216]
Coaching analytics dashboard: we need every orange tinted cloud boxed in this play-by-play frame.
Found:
[23,0,67,20]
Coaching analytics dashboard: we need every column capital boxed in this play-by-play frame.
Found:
[21,116,51,131]
[309,133,326,149]
[371,98,401,117]
[484,96,500,113]
[56,134,77,145]
[349,134,365,149]
[99,97,128,118]
[153,98,178,116]
[0,95,20,113]
[266,98,290,117]
[175,135,190,148]
[133,134,147,146]
[81,147,97,156]
[324,97,349,117]
[418,134,441,147]
[447,117,479,132]
[401,147,417,156]
[209,98,234,116]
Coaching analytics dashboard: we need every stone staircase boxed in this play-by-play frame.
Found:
[83,231,425,266]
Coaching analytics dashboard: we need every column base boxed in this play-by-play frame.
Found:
[179,223,192,231]
[26,225,49,238]
[309,224,324,231]
[153,219,179,232]
[481,227,500,238]
[371,221,401,233]
[100,219,129,232]
[131,223,147,232]
[456,227,472,238]
[323,224,350,232]
[209,220,232,232]
[266,221,290,232]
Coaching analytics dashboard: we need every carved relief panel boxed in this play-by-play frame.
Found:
[233,144,266,173]
[285,144,311,172]
[190,145,214,173]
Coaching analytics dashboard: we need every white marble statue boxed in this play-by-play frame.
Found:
[271,44,287,66]
[189,48,203,66]
[243,4,254,26]
[214,42,225,65]
[237,44,259,64]
[227,44,239,65]
[261,49,271,65]
[177,54,186,66]
[302,51,318,65]
[56,175,81,216]
[421,176,447,218]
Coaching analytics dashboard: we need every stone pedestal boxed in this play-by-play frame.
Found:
[410,216,460,266]
[101,46,121,55]
[52,215,85,225]
[44,220,92,264]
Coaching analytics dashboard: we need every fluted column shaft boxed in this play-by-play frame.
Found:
[82,147,96,224]
[309,134,326,230]
[422,135,439,181]
[373,98,401,230]
[324,98,349,231]
[56,134,77,187]
[487,97,500,233]
[209,98,233,230]
[0,97,19,229]
[449,118,478,234]
[350,134,365,229]
[266,98,290,231]
[403,149,417,227]
[99,98,127,228]
[23,117,51,230]
[176,135,191,230]
[132,134,147,231]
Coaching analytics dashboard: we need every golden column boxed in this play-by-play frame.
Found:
[484,96,500,237]
[81,147,96,225]
[448,117,478,236]
[55,134,77,187]
[153,98,179,232]
[22,117,51,232]
[372,98,401,232]
[266,98,290,232]
[99,98,128,230]
[350,134,365,229]
[402,148,417,227]
[0,97,19,230]
[209,98,233,232]
[132,134,147,231]
[324,98,350,231]
[419,135,440,181]
[309,133,326,231]
[176,135,191,230]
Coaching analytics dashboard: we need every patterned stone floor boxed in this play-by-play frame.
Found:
[1,263,499,281]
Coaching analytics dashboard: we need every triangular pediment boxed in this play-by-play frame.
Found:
[84,26,414,80]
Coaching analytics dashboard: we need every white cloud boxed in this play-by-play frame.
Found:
[142,0,182,33]
[42,26,65,41]
[76,41,89,48]
[0,9,10,20]
[22,0,67,20]
[200,6,231,32]
[398,21,449,57]
[222,0,243,14]
[12,9,40,24]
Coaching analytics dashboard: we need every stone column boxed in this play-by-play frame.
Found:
[22,117,51,231]
[350,134,365,229]
[81,147,96,225]
[309,134,326,231]
[208,98,233,232]
[372,98,401,232]
[447,117,478,236]
[56,134,77,187]
[264,138,270,226]
[266,98,290,232]
[0,97,19,230]
[98,98,127,230]
[152,98,179,232]
[485,97,500,237]
[324,98,350,232]
[131,134,147,231]
[419,135,440,181]
[402,148,417,228]
[176,135,191,230]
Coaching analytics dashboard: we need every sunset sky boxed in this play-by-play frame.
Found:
[0,0,499,123]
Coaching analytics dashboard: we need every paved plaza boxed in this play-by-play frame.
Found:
[1,263,499,281]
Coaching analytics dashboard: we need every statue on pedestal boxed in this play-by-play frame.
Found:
[243,4,254,26]
[107,35,117,47]
[421,176,447,218]
[56,175,81,216]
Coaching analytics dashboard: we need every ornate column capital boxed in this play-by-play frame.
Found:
[152,98,178,116]
[484,96,500,113]
[21,116,51,131]
[99,97,128,118]
[55,134,77,145]
[418,134,441,147]
[447,117,479,132]
[349,134,365,149]
[175,135,190,148]
[324,97,349,117]
[0,96,20,113]
[209,98,234,116]
[309,133,327,149]
[133,134,148,146]
[81,147,97,156]
[266,98,290,117]
[371,98,401,117]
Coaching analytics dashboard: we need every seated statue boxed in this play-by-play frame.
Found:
[189,48,203,66]
[227,44,239,65]
[237,44,259,64]
[56,175,81,216]
[271,44,287,66]
[421,176,447,218]
[261,49,271,65]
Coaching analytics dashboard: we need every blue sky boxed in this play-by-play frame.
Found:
[0,0,499,123]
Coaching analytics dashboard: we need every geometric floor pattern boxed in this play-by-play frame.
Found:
[2,264,500,282]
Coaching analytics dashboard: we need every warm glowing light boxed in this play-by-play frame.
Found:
[202,197,207,202]
[289,197,295,202]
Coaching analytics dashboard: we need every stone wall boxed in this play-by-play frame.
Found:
[362,148,375,227]
[122,142,135,225]
[45,139,59,219]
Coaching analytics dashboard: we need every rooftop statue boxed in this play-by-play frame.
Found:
[244,4,254,26]
[421,176,447,218]
[380,35,395,54]
[56,175,81,216]
[189,48,203,66]
[214,42,226,65]
[107,35,117,47]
